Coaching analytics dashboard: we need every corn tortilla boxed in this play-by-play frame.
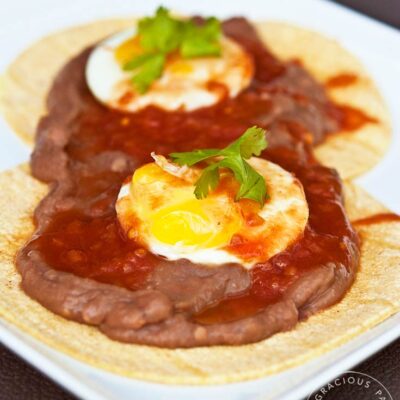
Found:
[255,22,391,180]
[0,19,391,180]
[0,164,398,384]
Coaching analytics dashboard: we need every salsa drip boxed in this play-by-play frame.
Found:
[24,18,369,324]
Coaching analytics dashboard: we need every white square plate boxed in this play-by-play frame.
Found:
[0,1,399,399]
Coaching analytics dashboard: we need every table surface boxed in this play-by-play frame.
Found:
[1,1,399,399]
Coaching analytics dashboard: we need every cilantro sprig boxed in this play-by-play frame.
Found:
[170,126,269,206]
[123,7,222,93]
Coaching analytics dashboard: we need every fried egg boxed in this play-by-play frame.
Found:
[86,28,254,112]
[116,156,309,268]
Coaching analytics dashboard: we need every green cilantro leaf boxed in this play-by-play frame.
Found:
[170,148,220,166]
[138,7,183,53]
[168,126,269,205]
[218,154,267,204]
[123,53,156,71]
[180,18,221,58]
[222,126,268,158]
[122,8,222,93]
[236,161,268,204]
[193,164,220,199]
[180,38,221,58]
[131,53,165,94]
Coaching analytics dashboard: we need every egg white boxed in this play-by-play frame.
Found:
[116,158,309,268]
[86,28,253,112]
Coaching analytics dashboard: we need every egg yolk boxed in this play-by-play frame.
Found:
[114,37,142,65]
[127,162,242,249]
[167,60,194,75]
[150,199,240,248]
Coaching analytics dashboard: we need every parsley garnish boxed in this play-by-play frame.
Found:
[123,7,222,93]
[170,126,268,206]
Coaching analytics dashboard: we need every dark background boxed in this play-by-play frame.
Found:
[332,0,400,28]
[1,1,399,399]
